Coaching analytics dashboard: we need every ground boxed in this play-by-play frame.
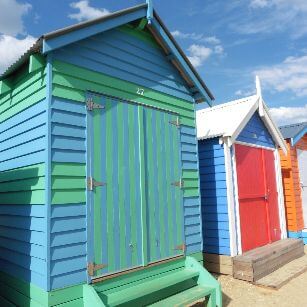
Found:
[219,270,307,307]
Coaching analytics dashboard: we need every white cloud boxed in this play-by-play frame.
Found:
[235,88,256,96]
[254,55,307,97]
[214,45,224,55]
[229,0,307,38]
[171,30,220,44]
[0,35,36,74]
[0,0,32,36]
[69,0,110,22]
[187,44,212,67]
[250,0,270,9]
[269,104,307,125]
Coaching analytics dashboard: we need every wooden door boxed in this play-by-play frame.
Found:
[143,108,185,263]
[87,93,185,279]
[298,149,307,228]
[235,144,281,252]
[263,149,281,242]
[235,144,269,252]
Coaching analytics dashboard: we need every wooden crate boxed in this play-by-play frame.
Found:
[203,253,233,275]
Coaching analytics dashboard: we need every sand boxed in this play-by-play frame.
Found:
[218,270,307,307]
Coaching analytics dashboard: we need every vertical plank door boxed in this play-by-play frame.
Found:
[235,144,269,252]
[298,149,307,228]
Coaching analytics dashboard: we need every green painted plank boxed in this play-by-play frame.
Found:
[51,177,85,190]
[51,190,86,204]
[183,179,199,189]
[183,188,199,198]
[0,69,46,105]
[0,176,45,193]
[164,112,174,256]
[0,296,15,307]
[138,106,148,266]
[29,54,46,73]
[117,102,126,269]
[51,163,85,177]
[145,108,156,262]
[94,257,186,293]
[0,163,45,182]
[0,88,46,123]
[48,284,84,305]
[105,98,115,272]
[53,297,84,307]
[0,280,44,307]
[0,190,45,204]
[52,60,194,113]
[0,76,46,114]
[155,111,166,258]
[128,103,137,265]
[0,271,48,305]
[182,170,199,180]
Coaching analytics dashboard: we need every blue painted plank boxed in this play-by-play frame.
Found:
[204,229,230,239]
[203,221,229,230]
[204,245,230,255]
[50,229,86,247]
[51,109,86,127]
[50,255,86,276]
[183,197,200,207]
[51,243,86,261]
[51,216,86,233]
[203,213,229,222]
[0,216,45,231]
[52,123,86,139]
[51,135,86,151]
[50,269,87,290]
[51,149,85,163]
[0,205,45,217]
[51,203,86,218]
[51,97,86,115]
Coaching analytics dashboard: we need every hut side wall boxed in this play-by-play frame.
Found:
[198,138,230,255]
[0,66,48,291]
[47,25,202,290]
[280,134,307,237]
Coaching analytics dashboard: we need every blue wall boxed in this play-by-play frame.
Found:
[198,138,230,255]
[0,100,48,290]
[237,112,275,148]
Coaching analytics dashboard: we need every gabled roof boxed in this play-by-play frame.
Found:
[196,77,287,153]
[0,1,213,104]
[279,122,307,146]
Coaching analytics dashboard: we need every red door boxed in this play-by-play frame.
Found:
[235,144,281,252]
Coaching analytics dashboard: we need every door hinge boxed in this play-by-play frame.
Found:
[86,98,105,111]
[87,177,106,191]
[87,262,107,276]
[171,178,184,188]
[174,243,186,252]
[169,116,180,128]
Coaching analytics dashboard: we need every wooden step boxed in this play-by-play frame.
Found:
[106,268,199,306]
[149,285,215,307]
[233,239,304,282]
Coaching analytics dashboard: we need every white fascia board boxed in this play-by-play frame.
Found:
[260,106,287,154]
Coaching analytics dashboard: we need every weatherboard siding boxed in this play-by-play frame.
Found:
[0,66,47,123]
[198,138,230,255]
[52,25,193,103]
[0,98,48,290]
[237,112,275,148]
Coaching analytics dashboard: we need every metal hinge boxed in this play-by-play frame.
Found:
[169,116,180,128]
[87,262,107,276]
[171,178,184,188]
[174,243,186,252]
[87,177,106,191]
[86,98,105,111]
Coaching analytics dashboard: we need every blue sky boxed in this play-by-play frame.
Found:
[0,0,306,124]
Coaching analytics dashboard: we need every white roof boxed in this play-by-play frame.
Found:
[196,79,287,154]
[196,95,258,140]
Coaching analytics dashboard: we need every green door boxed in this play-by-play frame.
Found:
[87,93,184,279]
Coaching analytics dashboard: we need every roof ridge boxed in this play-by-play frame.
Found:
[279,121,307,129]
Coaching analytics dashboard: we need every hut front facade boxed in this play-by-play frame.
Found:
[196,81,299,278]
[0,2,221,306]
[279,122,307,243]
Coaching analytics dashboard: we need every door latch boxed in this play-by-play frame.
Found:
[171,178,184,189]
[87,262,107,276]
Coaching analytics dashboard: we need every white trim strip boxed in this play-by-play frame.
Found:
[274,148,287,239]
[224,141,238,256]
[231,144,242,255]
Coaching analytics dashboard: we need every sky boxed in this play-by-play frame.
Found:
[0,0,307,125]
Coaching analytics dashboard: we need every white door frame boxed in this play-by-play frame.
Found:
[297,148,307,229]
